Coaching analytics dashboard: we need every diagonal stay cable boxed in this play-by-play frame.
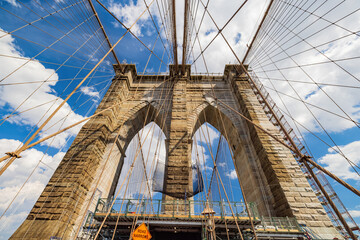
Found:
[191,0,249,65]
[0,0,157,176]
[95,0,169,66]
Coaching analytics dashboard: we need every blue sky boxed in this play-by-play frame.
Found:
[0,0,360,239]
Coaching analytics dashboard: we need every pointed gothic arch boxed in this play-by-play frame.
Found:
[190,102,276,217]
[102,102,168,199]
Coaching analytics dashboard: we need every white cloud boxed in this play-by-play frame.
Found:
[80,86,100,99]
[218,162,226,168]
[194,123,220,145]
[0,138,64,240]
[108,0,152,37]
[247,1,360,134]
[318,141,360,180]
[349,210,360,218]
[226,169,237,180]
[0,29,85,149]
[3,0,20,8]
[0,212,27,240]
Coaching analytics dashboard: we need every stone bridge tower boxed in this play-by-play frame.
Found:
[11,64,341,239]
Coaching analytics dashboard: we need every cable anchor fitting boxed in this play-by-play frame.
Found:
[5,152,22,159]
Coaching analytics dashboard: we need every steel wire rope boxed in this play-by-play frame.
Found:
[0,0,86,40]
[0,74,114,86]
[191,0,249,65]
[40,78,111,136]
[18,75,174,239]
[260,83,360,126]
[249,24,360,166]
[246,0,316,64]
[0,28,107,128]
[40,0,112,57]
[0,15,110,84]
[250,46,360,176]
[197,0,360,181]
[0,36,110,168]
[91,77,176,239]
[14,0,108,60]
[251,64,358,233]
[192,1,263,236]
[249,2,357,68]
[255,76,360,89]
[106,45,174,238]
[249,1,357,67]
[249,27,360,74]
[0,53,113,73]
[0,71,111,222]
[260,85,360,171]
[243,0,285,61]
[76,0,123,62]
[253,64,318,161]
[0,54,109,158]
[246,0,330,66]
[186,0,200,60]
[281,0,360,37]
[107,47,171,239]
[0,77,112,126]
[187,0,210,63]
[252,55,360,73]
[271,103,360,182]
[157,0,174,61]
[262,9,360,87]
[94,0,170,66]
[142,0,172,61]
[0,0,157,176]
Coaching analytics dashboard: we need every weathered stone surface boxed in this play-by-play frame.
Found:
[11,64,341,239]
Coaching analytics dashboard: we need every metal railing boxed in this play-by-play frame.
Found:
[258,217,301,231]
[93,198,259,220]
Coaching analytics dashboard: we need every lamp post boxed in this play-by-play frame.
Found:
[202,204,216,240]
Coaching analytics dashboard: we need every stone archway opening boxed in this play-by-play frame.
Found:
[113,122,166,202]
[191,122,246,211]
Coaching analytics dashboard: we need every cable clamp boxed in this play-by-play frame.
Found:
[5,152,21,158]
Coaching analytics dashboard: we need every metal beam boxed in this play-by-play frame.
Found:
[242,0,275,63]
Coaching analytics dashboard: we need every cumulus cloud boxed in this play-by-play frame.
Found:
[0,139,64,240]
[192,123,220,168]
[247,1,360,134]
[0,29,85,149]
[349,210,360,218]
[80,86,100,99]
[3,0,20,8]
[226,169,237,180]
[318,140,360,180]
[108,0,152,36]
